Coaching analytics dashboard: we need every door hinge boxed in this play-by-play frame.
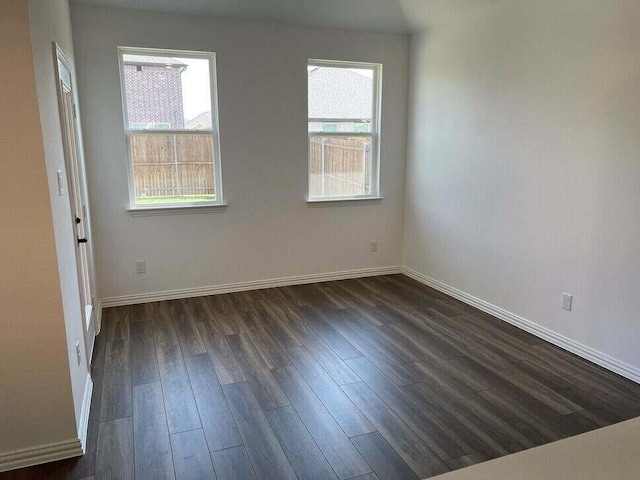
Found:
[72,103,77,119]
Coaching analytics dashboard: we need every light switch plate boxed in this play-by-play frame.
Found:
[562,292,573,311]
[56,170,64,196]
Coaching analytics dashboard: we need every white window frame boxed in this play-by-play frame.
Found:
[118,46,224,211]
[307,59,383,203]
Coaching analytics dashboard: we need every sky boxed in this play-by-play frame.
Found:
[177,57,212,121]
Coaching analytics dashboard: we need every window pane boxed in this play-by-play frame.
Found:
[309,136,372,198]
[130,132,216,204]
[308,121,372,133]
[308,65,374,132]
[122,54,212,131]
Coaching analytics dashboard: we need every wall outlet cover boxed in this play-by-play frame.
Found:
[562,292,573,311]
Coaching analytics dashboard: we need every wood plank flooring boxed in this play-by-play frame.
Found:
[3,274,640,480]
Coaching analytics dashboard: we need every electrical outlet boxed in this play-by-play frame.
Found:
[75,341,81,366]
[370,240,379,252]
[136,260,146,274]
[562,292,573,311]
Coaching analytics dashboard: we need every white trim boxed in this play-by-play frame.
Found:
[0,439,83,472]
[309,117,371,124]
[117,46,225,209]
[309,131,373,138]
[95,298,103,336]
[87,301,102,366]
[128,202,228,217]
[307,58,382,200]
[403,267,640,385]
[78,374,93,453]
[307,196,383,205]
[84,304,93,331]
[86,329,95,367]
[54,43,99,342]
[125,128,213,136]
[101,266,402,307]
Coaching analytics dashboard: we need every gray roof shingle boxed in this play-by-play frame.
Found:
[186,111,212,130]
[308,67,372,120]
[182,66,374,130]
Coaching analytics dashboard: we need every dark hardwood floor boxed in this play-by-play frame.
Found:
[3,274,640,480]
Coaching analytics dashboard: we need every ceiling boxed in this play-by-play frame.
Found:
[69,0,501,34]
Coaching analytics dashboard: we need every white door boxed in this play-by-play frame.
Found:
[55,47,96,332]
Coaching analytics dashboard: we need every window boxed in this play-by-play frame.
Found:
[118,47,223,208]
[308,59,382,201]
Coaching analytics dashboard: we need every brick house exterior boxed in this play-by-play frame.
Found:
[123,55,187,129]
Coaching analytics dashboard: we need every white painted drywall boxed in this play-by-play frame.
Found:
[404,0,640,372]
[0,0,78,454]
[27,0,93,438]
[70,5,408,300]
[71,0,410,34]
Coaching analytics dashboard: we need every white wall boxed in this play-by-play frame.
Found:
[27,0,93,437]
[0,0,78,455]
[405,0,640,373]
[70,5,408,301]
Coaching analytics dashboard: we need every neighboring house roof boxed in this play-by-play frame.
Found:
[123,54,188,69]
[308,67,372,120]
[183,68,373,129]
[186,111,212,130]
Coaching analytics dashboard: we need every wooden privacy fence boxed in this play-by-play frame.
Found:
[130,133,215,198]
[131,133,369,199]
[309,136,372,197]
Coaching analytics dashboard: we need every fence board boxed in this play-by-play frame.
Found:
[129,133,367,200]
[130,133,215,198]
[309,136,371,197]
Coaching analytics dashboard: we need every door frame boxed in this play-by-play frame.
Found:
[53,43,99,338]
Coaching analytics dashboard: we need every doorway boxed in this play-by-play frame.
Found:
[54,45,97,337]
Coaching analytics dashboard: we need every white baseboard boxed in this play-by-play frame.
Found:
[0,439,83,473]
[78,374,93,453]
[403,267,640,385]
[101,265,403,308]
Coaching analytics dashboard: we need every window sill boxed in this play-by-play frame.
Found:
[127,203,228,217]
[307,196,384,207]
